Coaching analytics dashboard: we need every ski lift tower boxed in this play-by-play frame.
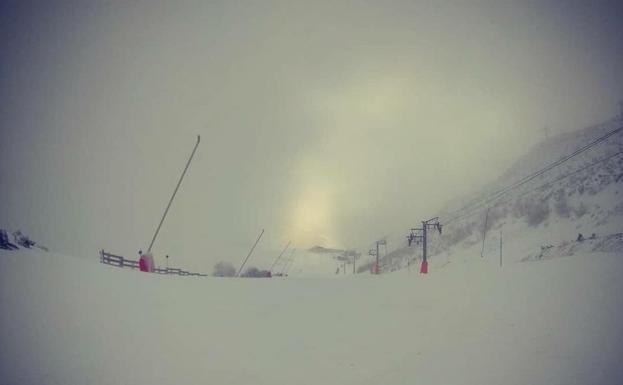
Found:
[368,248,377,274]
[421,217,442,264]
[407,217,442,274]
[372,239,386,274]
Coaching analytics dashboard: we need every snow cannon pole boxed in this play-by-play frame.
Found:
[237,229,265,277]
[280,248,296,275]
[269,241,291,273]
[284,250,297,275]
[147,135,201,253]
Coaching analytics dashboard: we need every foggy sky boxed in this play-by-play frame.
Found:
[2,1,622,272]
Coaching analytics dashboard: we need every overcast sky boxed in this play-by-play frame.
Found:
[1,1,622,272]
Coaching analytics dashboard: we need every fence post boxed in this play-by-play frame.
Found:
[99,251,207,276]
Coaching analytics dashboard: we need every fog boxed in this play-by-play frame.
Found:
[1,1,622,272]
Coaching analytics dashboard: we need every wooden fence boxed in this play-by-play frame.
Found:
[99,249,207,277]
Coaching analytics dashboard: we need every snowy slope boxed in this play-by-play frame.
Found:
[370,117,623,273]
[1,246,623,385]
[2,119,622,384]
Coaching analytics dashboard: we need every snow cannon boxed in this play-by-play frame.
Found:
[139,252,155,273]
[371,263,380,275]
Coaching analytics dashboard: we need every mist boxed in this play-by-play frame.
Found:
[1,1,622,272]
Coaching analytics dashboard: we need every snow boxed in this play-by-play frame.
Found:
[2,119,622,384]
[363,118,623,275]
[1,246,622,385]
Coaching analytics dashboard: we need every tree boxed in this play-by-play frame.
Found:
[241,266,271,278]
[213,261,236,277]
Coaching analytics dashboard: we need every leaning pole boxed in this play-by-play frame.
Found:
[269,241,291,273]
[146,135,201,253]
[237,229,265,277]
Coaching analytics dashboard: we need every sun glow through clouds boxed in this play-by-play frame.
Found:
[288,185,337,249]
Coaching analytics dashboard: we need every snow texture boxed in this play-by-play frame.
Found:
[1,245,623,385]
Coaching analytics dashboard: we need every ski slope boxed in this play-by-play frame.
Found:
[364,118,623,274]
[1,246,622,385]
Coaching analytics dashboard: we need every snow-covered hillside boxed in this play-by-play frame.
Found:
[1,245,622,385]
[2,119,622,385]
[369,117,623,273]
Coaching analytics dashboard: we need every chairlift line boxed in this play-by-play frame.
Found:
[447,149,623,225]
[442,125,623,224]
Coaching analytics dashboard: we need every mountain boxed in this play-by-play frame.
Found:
[308,245,345,254]
[367,116,623,273]
[2,118,623,384]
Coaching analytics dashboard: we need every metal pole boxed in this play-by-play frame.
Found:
[422,222,427,263]
[481,208,490,258]
[283,249,297,275]
[376,242,379,274]
[147,135,201,253]
[499,230,503,267]
[237,229,264,277]
[269,241,290,273]
[280,248,296,275]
